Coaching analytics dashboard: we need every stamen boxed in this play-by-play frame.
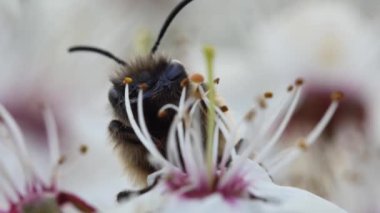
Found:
[244,109,256,122]
[189,128,207,182]
[287,85,294,92]
[221,85,302,186]
[264,92,273,99]
[254,86,302,162]
[295,78,304,86]
[297,138,308,151]
[138,83,149,91]
[190,73,204,84]
[167,121,182,168]
[258,89,294,139]
[180,78,189,88]
[176,121,189,171]
[166,98,196,169]
[124,86,170,167]
[158,104,179,117]
[42,106,60,188]
[211,123,220,170]
[42,107,60,169]
[0,154,20,202]
[198,86,231,131]
[123,77,133,85]
[0,104,38,189]
[58,156,66,165]
[258,97,267,109]
[267,94,341,175]
[305,95,341,145]
[213,78,220,84]
[330,91,344,101]
[220,105,229,112]
[79,145,88,155]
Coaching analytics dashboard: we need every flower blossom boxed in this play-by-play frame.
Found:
[111,48,346,212]
[0,104,95,213]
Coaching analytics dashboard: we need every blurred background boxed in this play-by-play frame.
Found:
[1,0,380,212]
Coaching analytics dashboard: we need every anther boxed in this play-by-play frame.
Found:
[330,91,344,101]
[138,83,149,91]
[123,77,133,85]
[258,97,267,109]
[220,105,229,112]
[58,156,66,165]
[264,92,273,99]
[287,85,294,92]
[190,73,204,84]
[158,110,168,118]
[295,78,304,86]
[297,138,308,151]
[213,78,220,85]
[80,145,88,155]
[180,78,189,87]
[244,109,256,121]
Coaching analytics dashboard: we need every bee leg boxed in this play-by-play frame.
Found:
[116,176,160,202]
[109,120,140,144]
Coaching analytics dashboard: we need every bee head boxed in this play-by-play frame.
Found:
[109,56,188,127]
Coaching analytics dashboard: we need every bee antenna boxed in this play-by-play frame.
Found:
[151,0,194,54]
[68,46,127,66]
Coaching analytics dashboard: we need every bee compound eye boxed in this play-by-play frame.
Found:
[165,62,186,81]
[108,87,121,106]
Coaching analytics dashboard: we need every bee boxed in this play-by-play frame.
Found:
[69,0,200,201]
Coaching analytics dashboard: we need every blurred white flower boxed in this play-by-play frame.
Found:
[245,2,380,212]
[0,104,95,212]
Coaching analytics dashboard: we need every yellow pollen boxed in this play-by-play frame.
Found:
[330,91,344,101]
[190,73,204,84]
[123,77,133,85]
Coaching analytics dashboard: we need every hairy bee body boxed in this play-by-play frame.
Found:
[108,55,190,184]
